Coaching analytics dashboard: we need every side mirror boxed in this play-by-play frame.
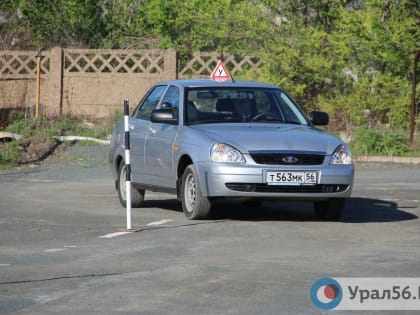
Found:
[310,111,329,125]
[151,108,178,125]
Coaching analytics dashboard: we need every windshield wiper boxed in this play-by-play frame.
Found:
[251,119,303,125]
[283,120,302,125]
[186,119,228,125]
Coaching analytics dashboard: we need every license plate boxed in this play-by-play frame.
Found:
[265,171,318,185]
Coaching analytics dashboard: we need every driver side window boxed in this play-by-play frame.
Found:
[135,85,167,120]
[160,85,179,108]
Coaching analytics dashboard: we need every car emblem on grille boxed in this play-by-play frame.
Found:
[282,156,299,164]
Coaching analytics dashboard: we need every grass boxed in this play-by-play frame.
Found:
[0,111,119,169]
[343,124,420,158]
[5,115,113,139]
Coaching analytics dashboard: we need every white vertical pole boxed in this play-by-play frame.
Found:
[124,99,132,230]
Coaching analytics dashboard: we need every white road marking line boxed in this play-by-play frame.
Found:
[44,246,77,253]
[0,264,10,267]
[44,248,67,253]
[98,231,133,239]
[98,219,173,239]
[21,179,61,183]
[146,219,173,226]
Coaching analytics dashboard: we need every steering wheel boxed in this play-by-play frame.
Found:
[251,112,282,121]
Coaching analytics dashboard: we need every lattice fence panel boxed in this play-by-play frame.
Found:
[63,49,165,75]
[178,52,263,79]
[0,51,50,79]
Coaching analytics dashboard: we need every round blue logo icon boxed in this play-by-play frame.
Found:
[310,277,342,310]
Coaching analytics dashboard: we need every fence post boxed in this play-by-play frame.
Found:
[48,47,63,116]
[35,55,41,118]
[163,49,177,80]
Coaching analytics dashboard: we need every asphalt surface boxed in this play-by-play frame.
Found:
[1,144,420,315]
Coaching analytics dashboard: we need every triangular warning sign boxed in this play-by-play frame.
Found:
[210,60,231,82]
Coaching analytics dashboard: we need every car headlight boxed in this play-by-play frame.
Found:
[330,144,353,165]
[210,143,245,163]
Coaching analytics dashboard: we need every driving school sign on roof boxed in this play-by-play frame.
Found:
[210,60,231,82]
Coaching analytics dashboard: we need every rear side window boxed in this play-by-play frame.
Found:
[135,85,167,120]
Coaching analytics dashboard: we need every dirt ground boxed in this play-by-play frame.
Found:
[0,136,71,167]
[20,136,60,163]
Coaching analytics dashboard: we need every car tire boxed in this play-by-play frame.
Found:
[313,198,345,220]
[181,165,212,219]
[117,161,145,208]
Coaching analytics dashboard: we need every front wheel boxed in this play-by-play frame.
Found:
[117,161,145,208]
[181,165,212,219]
[313,198,345,220]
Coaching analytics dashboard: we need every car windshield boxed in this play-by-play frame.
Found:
[185,87,309,125]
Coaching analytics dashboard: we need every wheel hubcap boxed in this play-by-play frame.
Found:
[185,173,196,213]
[119,165,126,201]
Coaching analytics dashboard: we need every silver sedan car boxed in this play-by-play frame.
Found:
[109,79,354,220]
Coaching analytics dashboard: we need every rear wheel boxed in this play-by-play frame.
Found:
[117,162,145,208]
[181,165,212,219]
[313,198,345,220]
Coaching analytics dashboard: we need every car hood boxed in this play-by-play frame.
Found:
[189,124,342,154]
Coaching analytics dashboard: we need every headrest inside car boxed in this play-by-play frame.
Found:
[216,99,234,112]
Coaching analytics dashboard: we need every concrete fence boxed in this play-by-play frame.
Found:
[0,48,262,121]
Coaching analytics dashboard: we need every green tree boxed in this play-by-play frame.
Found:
[1,0,106,48]
[101,0,150,49]
[253,0,417,133]
[102,0,270,54]
[318,0,418,131]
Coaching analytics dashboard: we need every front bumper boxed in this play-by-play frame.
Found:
[196,161,354,200]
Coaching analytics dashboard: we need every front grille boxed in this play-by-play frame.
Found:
[225,183,348,193]
[250,153,325,165]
